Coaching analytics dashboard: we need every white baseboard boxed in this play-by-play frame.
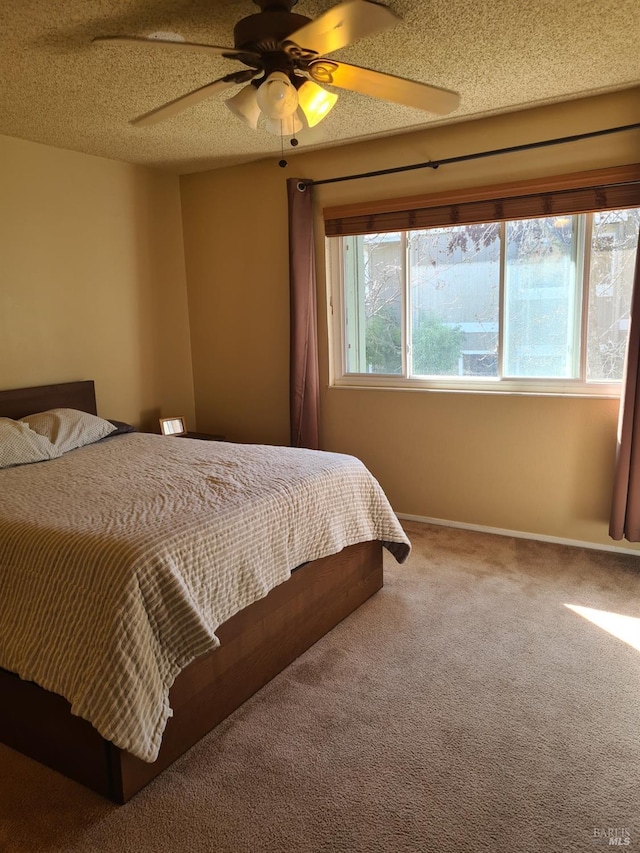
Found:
[396,513,640,557]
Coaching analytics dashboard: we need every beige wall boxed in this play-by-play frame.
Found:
[180,159,291,445]
[0,135,195,430]
[181,87,640,550]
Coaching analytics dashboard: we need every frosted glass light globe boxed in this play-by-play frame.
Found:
[256,72,298,120]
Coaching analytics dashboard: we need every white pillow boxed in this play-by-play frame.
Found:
[0,418,59,469]
[22,408,116,455]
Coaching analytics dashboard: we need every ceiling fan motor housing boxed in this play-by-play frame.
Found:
[234,11,312,53]
[252,0,299,10]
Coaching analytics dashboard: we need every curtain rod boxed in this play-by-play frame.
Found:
[298,121,640,189]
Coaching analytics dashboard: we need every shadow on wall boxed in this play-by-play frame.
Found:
[568,398,620,524]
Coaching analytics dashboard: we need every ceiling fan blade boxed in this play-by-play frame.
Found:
[310,61,460,115]
[132,71,258,127]
[288,0,398,57]
[93,35,261,64]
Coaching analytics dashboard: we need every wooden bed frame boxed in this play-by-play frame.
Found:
[0,381,383,803]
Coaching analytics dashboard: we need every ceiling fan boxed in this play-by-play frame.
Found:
[93,0,460,136]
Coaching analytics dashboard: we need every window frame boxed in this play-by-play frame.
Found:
[325,165,640,397]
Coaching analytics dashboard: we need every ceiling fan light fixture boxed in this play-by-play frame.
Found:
[225,84,261,129]
[256,71,298,120]
[297,80,338,127]
[265,112,303,136]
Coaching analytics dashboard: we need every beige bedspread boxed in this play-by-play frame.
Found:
[0,434,410,761]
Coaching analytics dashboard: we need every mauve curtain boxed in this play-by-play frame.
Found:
[610,232,640,540]
[287,178,320,450]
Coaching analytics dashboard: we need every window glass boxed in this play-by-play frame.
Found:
[409,224,500,377]
[344,233,403,374]
[335,207,640,392]
[586,209,640,381]
[504,216,578,378]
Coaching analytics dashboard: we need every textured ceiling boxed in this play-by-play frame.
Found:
[1,0,639,175]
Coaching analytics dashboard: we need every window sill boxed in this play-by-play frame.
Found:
[330,375,622,398]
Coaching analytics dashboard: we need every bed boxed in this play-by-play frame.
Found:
[0,380,410,803]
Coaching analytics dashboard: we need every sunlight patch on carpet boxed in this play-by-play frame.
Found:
[565,604,640,653]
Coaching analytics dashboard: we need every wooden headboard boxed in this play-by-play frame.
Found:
[0,381,97,419]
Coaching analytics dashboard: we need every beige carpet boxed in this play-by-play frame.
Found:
[2,521,640,853]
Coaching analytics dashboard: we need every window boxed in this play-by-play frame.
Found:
[326,167,640,395]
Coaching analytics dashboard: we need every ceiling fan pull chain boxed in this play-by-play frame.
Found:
[279,121,288,167]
